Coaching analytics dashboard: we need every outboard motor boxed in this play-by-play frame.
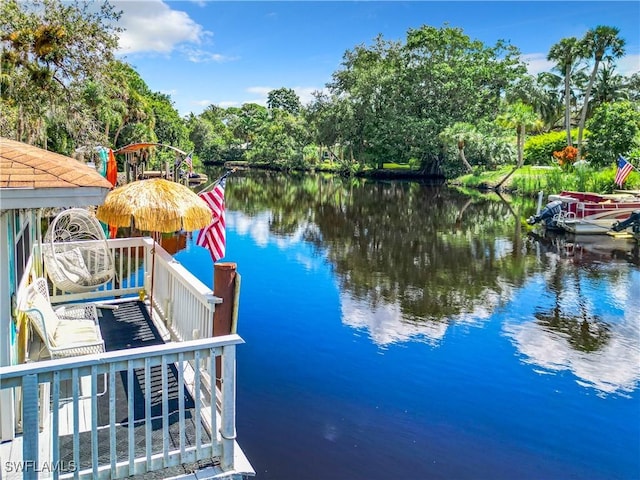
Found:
[527,200,563,226]
[611,210,640,234]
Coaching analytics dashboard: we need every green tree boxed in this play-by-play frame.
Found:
[576,25,626,160]
[149,92,189,150]
[110,62,155,148]
[590,60,629,107]
[585,101,640,166]
[305,92,355,165]
[325,25,527,172]
[186,114,214,156]
[495,101,541,188]
[547,37,583,145]
[507,73,563,132]
[0,0,121,147]
[626,72,640,102]
[267,87,302,115]
[438,123,481,173]
[247,109,308,166]
[82,76,126,141]
[228,103,268,144]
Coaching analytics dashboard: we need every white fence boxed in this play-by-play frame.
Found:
[0,335,243,479]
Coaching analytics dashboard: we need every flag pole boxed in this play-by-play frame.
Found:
[198,167,238,194]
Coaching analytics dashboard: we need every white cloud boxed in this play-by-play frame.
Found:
[191,99,212,107]
[617,53,640,76]
[246,86,272,97]
[181,47,237,64]
[503,274,640,396]
[115,1,205,54]
[114,0,231,63]
[521,52,554,76]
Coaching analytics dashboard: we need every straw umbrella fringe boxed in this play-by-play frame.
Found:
[96,178,212,232]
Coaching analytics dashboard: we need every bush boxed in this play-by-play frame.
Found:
[585,101,640,167]
[524,130,580,165]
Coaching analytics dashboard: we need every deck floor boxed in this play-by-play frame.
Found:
[66,301,214,479]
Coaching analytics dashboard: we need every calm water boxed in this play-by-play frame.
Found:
[176,171,640,480]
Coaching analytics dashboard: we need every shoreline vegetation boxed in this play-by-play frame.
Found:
[2,1,639,200]
[218,160,640,197]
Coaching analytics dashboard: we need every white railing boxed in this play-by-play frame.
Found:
[46,237,220,343]
[0,335,243,480]
[145,239,222,342]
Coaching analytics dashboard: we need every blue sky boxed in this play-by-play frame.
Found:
[112,1,640,116]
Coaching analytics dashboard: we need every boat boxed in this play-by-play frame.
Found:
[527,191,640,234]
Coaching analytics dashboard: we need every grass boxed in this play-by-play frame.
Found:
[382,162,412,170]
[454,164,640,196]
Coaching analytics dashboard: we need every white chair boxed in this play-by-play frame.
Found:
[43,208,115,293]
[20,278,105,359]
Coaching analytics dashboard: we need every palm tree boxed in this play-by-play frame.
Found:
[547,37,583,146]
[590,60,629,107]
[532,72,564,130]
[495,101,541,189]
[507,74,563,132]
[438,122,480,173]
[576,25,626,161]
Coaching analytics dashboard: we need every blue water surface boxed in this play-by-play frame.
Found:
[175,192,640,480]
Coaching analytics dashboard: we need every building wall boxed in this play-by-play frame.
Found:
[0,209,34,439]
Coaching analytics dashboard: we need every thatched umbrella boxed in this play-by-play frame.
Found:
[96,178,211,232]
[96,178,212,314]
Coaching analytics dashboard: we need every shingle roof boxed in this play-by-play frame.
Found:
[0,137,112,190]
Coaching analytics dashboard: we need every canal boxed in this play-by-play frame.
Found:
[175,170,639,480]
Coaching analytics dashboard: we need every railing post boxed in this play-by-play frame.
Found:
[213,262,237,336]
[220,344,236,471]
[22,374,39,480]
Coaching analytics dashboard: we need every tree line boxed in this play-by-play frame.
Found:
[2,0,639,177]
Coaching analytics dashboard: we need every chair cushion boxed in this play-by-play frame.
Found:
[54,319,101,346]
[28,289,60,347]
[56,248,92,284]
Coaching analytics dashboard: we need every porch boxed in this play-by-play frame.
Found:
[0,237,254,479]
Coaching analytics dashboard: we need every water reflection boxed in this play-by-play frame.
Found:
[504,231,640,395]
[222,170,640,394]
[503,284,639,395]
[340,288,510,346]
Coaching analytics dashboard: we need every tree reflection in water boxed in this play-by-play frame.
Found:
[219,169,639,393]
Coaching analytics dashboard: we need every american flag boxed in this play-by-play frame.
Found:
[197,178,226,262]
[614,155,634,187]
[184,153,193,173]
